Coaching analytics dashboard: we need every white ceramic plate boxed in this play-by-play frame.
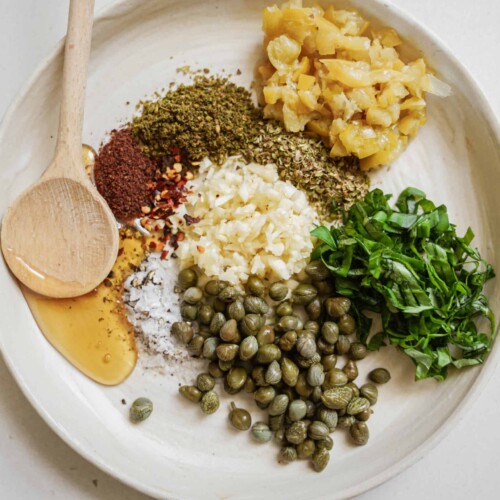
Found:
[1,0,499,498]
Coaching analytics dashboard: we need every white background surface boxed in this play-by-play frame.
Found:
[0,0,499,499]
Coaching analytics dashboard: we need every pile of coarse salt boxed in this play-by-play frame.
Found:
[123,252,188,361]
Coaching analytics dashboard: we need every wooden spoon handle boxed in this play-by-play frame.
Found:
[54,0,95,176]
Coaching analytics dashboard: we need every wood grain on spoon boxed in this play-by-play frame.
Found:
[0,0,118,298]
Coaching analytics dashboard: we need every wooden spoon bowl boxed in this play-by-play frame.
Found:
[0,0,119,298]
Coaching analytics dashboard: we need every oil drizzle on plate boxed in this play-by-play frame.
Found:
[22,232,144,386]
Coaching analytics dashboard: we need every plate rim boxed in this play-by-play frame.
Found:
[0,0,499,498]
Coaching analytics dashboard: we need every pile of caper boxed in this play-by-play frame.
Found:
[174,261,390,472]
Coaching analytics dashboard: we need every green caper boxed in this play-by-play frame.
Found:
[129,397,153,423]
[219,319,240,343]
[281,385,295,402]
[314,280,334,295]
[297,439,316,460]
[335,335,351,355]
[349,342,367,360]
[187,335,204,357]
[308,421,330,440]
[346,397,370,415]
[276,315,301,332]
[256,344,282,364]
[208,361,224,379]
[360,383,378,405]
[218,286,238,303]
[179,385,202,403]
[317,338,335,355]
[296,352,321,369]
[247,274,266,297]
[240,314,263,336]
[252,366,268,387]
[171,322,194,344]
[303,321,320,336]
[317,451,337,471]
[316,436,334,451]
[196,373,215,392]
[251,421,272,443]
[268,413,285,431]
[198,325,213,338]
[338,314,356,335]
[337,415,356,429]
[183,286,203,305]
[257,325,275,346]
[281,358,299,387]
[202,337,219,360]
[357,409,372,422]
[268,394,289,416]
[286,421,308,445]
[288,399,307,422]
[321,354,337,371]
[244,377,256,393]
[228,402,252,431]
[269,282,288,301]
[311,386,323,403]
[279,330,298,351]
[224,378,242,395]
[254,386,276,409]
[295,372,313,398]
[205,279,227,296]
[323,368,348,389]
[350,421,369,445]
[325,297,351,318]
[278,446,297,464]
[321,387,353,410]
[177,267,198,290]
[244,296,269,314]
[305,400,316,419]
[197,304,214,325]
[239,336,258,361]
[292,283,318,305]
[317,408,338,432]
[276,301,293,317]
[226,367,247,390]
[180,302,198,321]
[200,391,219,415]
[296,334,317,359]
[306,298,322,320]
[227,299,245,321]
[305,260,330,281]
[209,312,226,335]
[307,363,325,387]
[343,360,358,381]
[274,428,287,445]
[369,368,391,384]
[213,297,226,312]
[218,359,233,372]
[321,322,339,344]
[265,360,282,385]
[216,343,239,362]
[346,382,360,397]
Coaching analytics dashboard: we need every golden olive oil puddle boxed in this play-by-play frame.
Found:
[22,230,145,385]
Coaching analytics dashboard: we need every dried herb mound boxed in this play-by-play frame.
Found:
[94,129,156,221]
[131,76,369,218]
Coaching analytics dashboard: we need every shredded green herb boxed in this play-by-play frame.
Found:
[312,187,496,381]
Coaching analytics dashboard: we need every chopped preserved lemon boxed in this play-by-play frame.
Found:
[260,0,450,168]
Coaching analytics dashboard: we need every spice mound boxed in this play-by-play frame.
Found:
[131,76,369,219]
[94,129,156,221]
[170,157,319,284]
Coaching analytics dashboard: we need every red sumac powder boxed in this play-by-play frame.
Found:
[94,129,156,221]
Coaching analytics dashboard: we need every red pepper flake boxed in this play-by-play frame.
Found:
[160,250,169,260]
[197,245,206,254]
[177,232,185,242]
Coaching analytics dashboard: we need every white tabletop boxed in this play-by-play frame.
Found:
[0,1,499,498]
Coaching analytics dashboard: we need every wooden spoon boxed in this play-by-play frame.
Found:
[0,0,118,299]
